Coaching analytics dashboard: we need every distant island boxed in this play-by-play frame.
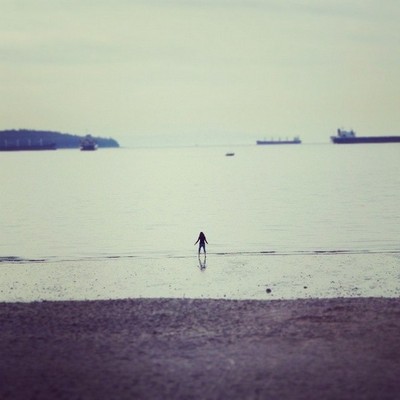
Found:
[0,129,120,150]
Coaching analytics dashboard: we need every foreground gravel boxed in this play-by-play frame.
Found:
[1,297,400,400]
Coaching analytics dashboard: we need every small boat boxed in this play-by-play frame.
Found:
[225,152,235,157]
[80,135,97,151]
[331,129,400,144]
[256,136,301,145]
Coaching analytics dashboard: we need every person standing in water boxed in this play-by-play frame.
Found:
[194,232,208,254]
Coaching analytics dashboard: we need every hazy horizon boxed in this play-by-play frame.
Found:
[1,1,399,147]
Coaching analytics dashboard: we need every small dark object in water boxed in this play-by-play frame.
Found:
[80,135,97,151]
[225,152,235,157]
[266,288,272,293]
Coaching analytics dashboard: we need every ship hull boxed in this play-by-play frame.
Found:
[256,140,301,145]
[331,136,400,144]
[80,145,97,151]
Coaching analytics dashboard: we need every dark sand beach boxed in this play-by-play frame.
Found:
[1,297,400,400]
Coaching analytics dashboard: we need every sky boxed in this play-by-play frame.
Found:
[1,0,399,146]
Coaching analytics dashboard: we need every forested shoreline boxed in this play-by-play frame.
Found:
[0,129,119,149]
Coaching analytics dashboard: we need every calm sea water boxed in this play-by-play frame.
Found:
[1,143,399,263]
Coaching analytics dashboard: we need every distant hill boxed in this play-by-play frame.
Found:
[0,129,120,149]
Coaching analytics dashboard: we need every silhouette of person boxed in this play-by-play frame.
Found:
[194,232,208,254]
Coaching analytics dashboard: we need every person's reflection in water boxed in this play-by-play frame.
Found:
[198,255,207,271]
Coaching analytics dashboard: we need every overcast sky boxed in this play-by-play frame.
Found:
[1,1,399,146]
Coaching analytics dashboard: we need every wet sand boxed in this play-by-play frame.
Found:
[1,252,399,302]
[1,297,400,400]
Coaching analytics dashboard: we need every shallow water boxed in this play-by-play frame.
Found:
[1,144,399,259]
[1,144,399,301]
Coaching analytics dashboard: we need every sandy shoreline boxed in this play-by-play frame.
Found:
[1,252,399,302]
[1,297,400,399]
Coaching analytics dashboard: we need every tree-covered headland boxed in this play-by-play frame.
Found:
[0,129,120,149]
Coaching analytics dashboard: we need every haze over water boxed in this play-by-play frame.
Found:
[1,144,399,262]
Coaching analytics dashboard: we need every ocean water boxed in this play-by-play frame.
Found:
[1,144,399,301]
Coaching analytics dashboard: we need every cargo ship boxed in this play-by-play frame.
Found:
[331,129,400,144]
[256,136,301,145]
